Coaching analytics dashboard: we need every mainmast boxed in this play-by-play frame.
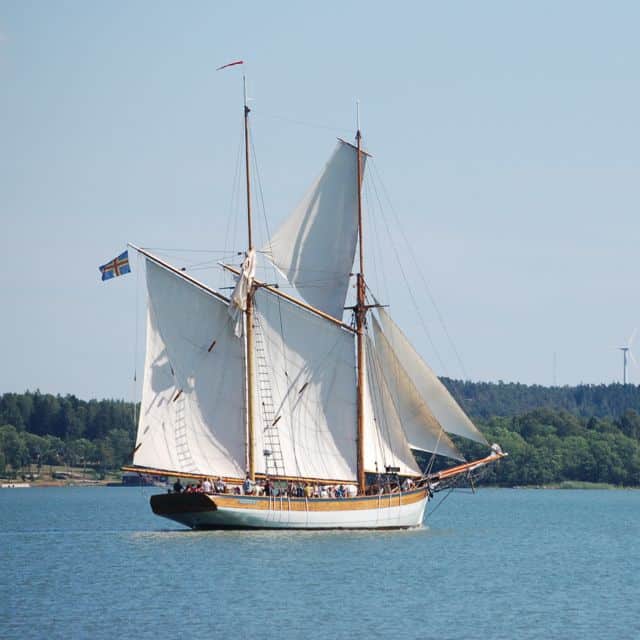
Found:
[355,111,366,494]
[243,75,256,481]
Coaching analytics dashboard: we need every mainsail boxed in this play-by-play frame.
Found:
[262,140,367,320]
[252,287,358,481]
[133,259,246,478]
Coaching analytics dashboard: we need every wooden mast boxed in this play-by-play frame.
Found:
[243,75,256,481]
[355,111,366,494]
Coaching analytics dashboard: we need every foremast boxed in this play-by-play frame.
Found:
[243,75,256,482]
[355,124,366,494]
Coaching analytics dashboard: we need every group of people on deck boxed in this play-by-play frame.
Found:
[249,477,359,499]
[172,474,417,498]
[172,476,225,495]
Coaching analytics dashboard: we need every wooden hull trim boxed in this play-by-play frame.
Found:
[121,464,364,486]
[150,487,429,530]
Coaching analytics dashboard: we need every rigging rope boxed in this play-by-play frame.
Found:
[426,486,456,520]
[222,130,244,287]
[253,111,351,135]
[362,178,389,309]
[370,161,470,380]
[365,330,405,474]
[366,163,449,376]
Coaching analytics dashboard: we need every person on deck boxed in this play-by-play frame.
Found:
[173,479,183,494]
[214,477,226,493]
[243,474,254,495]
[202,478,212,494]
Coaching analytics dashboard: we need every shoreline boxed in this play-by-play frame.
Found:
[3,479,638,490]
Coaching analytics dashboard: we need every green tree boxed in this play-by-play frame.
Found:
[0,425,28,472]
[618,410,640,439]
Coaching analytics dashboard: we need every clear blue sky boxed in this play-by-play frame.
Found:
[2,1,639,400]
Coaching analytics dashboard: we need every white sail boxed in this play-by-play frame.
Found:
[252,287,358,481]
[262,140,367,320]
[376,307,488,445]
[134,259,247,478]
[371,316,464,461]
[363,336,422,477]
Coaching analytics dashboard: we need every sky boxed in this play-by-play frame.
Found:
[1,1,639,400]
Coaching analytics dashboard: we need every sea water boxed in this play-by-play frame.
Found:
[1,487,638,640]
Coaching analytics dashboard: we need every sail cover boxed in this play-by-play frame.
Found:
[262,140,367,320]
[371,316,464,461]
[362,336,422,476]
[134,259,247,478]
[252,287,358,481]
[376,307,488,445]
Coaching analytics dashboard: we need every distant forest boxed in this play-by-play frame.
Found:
[1,383,640,486]
[442,378,640,420]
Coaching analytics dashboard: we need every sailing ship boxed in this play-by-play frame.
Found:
[123,86,506,529]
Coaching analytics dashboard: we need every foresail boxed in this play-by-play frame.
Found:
[371,316,464,461]
[252,287,358,481]
[262,140,367,320]
[363,336,422,477]
[134,259,246,478]
[376,307,488,446]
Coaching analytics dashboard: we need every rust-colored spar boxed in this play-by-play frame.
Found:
[128,244,230,304]
[429,452,507,482]
[122,465,242,483]
[221,263,355,333]
[121,464,360,487]
[336,137,373,158]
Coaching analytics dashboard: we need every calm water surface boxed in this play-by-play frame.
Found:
[1,487,638,639]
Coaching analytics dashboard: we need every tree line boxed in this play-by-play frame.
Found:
[455,407,640,487]
[443,378,640,420]
[1,385,640,485]
[0,391,135,477]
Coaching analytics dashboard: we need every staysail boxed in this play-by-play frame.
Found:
[362,336,422,476]
[133,259,247,478]
[376,306,488,445]
[370,315,464,461]
[262,140,367,320]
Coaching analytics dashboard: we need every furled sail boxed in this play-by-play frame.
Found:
[262,140,367,320]
[134,259,247,478]
[371,316,464,461]
[228,248,255,337]
[376,307,488,445]
[252,287,358,481]
[362,336,422,477]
